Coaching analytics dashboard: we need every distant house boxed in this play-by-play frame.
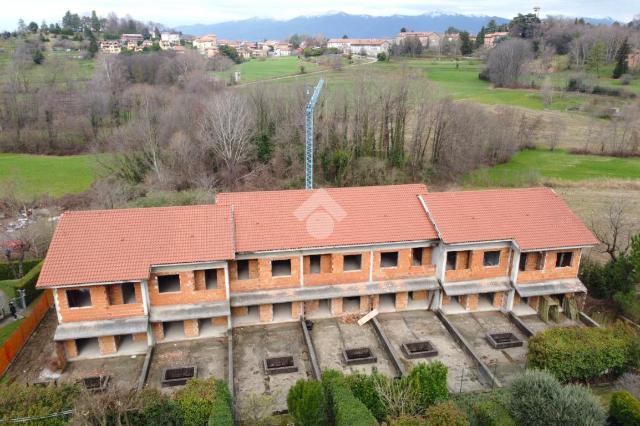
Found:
[161,32,181,44]
[484,32,509,48]
[395,31,441,48]
[267,41,292,57]
[327,38,390,57]
[99,40,121,54]
[629,50,640,71]
[120,33,144,43]
[193,34,217,55]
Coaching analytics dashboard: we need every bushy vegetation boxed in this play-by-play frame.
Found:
[609,390,640,426]
[508,370,606,426]
[406,361,449,410]
[0,260,43,303]
[424,401,469,426]
[321,370,377,426]
[174,378,232,426]
[528,324,639,383]
[345,372,386,422]
[287,379,328,426]
[452,389,515,426]
[0,383,79,425]
[0,259,40,280]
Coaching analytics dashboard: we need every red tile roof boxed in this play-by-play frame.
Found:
[37,205,234,288]
[216,184,438,253]
[424,187,598,250]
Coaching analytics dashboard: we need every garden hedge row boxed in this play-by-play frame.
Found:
[0,261,43,304]
[322,370,377,426]
[0,260,41,280]
[527,324,639,382]
[609,391,640,426]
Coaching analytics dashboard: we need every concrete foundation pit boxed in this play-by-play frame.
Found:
[264,355,298,374]
[343,347,377,365]
[401,340,438,358]
[486,332,523,349]
[161,366,197,387]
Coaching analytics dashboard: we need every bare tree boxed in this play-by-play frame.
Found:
[199,94,255,188]
[486,39,534,87]
[591,199,635,261]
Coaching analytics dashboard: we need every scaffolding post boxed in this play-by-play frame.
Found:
[305,79,324,190]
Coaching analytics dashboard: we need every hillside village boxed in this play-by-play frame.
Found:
[1,5,640,426]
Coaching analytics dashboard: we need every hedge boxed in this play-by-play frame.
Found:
[609,391,640,426]
[322,370,377,426]
[287,379,328,426]
[508,370,606,426]
[406,361,449,411]
[424,401,469,426]
[0,261,43,304]
[174,378,232,426]
[0,260,41,280]
[527,324,638,382]
[0,383,79,425]
[346,372,386,422]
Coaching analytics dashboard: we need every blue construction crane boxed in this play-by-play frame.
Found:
[305,79,324,190]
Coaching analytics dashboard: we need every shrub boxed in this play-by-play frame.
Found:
[452,389,514,426]
[388,415,425,425]
[610,390,640,426]
[0,260,41,280]
[377,52,387,62]
[423,401,469,426]
[614,291,640,323]
[0,261,43,303]
[527,325,637,382]
[129,389,182,425]
[321,370,377,426]
[287,379,328,426]
[508,370,606,426]
[406,361,448,411]
[0,383,79,424]
[174,378,231,426]
[346,372,385,421]
[208,381,233,426]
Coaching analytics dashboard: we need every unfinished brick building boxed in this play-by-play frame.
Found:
[36,184,598,359]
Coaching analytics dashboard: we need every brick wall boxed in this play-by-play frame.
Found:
[57,284,145,323]
[98,335,118,355]
[183,319,199,337]
[64,340,78,358]
[259,304,273,322]
[149,269,227,306]
[372,248,436,281]
[230,257,301,292]
[303,252,371,286]
[445,248,511,282]
[151,322,164,342]
[517,249,581,283]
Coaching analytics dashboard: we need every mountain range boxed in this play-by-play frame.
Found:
[176,12,615,40]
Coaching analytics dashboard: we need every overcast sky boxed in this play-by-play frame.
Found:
[2,0,638,31]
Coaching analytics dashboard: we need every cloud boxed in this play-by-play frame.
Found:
[1,0,635,30]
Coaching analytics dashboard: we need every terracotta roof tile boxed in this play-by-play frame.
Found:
[424,187,599,250]
[37,205,234,288]
[216,184,438,253]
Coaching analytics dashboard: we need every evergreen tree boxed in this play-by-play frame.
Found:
[32,49,44,64]
[586,41,606,77]
[612,39,631,79]
[460,31,473,55]
[91,11,101,32]
[475,26,486,49]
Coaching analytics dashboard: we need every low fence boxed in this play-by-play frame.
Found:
[0,290,54,375]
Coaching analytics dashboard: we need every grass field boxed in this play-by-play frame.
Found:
[466,149,640,187]
[265,58,592,111]
[0,38,94,86]
[0,153,102,199]
[217,56,322,83]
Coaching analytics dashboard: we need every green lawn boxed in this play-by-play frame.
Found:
[466,149,640,187]
[0,153,103,199]
[216,56,321,83]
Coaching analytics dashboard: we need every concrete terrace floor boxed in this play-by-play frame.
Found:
[377,310,487,393]
[233,322,313,414]
[310,317,397,378]
[146,336,228,393]
[446,311,529,386]
[518,312,582,334]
